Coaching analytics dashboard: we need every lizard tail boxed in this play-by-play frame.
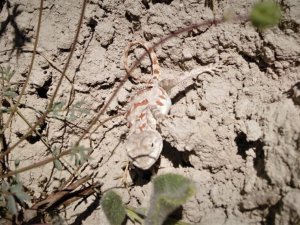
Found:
[123,41,160,84]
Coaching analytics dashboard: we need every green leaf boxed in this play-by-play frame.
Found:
[54,159,63,170]
[101,191,126,225]
[51,101,66,117]
[14,159,20,167]
[1,107,10,113]
[1,181,9,192]
[250,1,281,30]
[126,207,145,224]
[66,100,90,121]
[6,195,17,215]
[52,147,63,170]
[67,111,77,121]
[70,145,91,166]
[10,184,30,202]
[145,173,196,225]
[0,66,15,81]
[4,87,17,98]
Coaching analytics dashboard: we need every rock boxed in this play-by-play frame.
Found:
[245,120,262,141]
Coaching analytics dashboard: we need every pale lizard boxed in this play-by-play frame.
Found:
[124,40,220,170]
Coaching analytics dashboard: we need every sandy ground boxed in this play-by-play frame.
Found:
[0,0,300,224]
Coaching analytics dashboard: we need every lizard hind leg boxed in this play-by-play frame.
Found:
[123,41,161,84]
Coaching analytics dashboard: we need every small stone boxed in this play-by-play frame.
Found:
[182,48,193,60]
[235,98,252,119]
[245,120,262,141]
[125,3,143,20]
[95,21,115,47]
[57,36,72,50]
[38,58,49,69]
[262,46,275,63]
[74,84,90,93]
[186,104,197,118]
[117,88,130,105]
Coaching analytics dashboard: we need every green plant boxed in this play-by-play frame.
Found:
[0,161,30,215]
[70,144,91,166]
[102,173,196,225]
[102,191,126,225]
[146,174,196,225]
[250,0,281,30]
[0,66,17,106]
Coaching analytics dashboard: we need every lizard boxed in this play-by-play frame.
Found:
[123,40,221,170]
[124,41,171,170]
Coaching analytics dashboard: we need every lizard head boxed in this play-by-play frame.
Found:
[126,129,163,170]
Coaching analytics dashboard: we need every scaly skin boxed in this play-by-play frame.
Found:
[124,40,220,170]
[124,41,171,170]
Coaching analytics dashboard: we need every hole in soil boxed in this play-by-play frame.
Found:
[125,11,139,22]
[234,132,250,159]
[2,99,10,108]
[234,132,270,182]
[240,52,268,72]
[129,166,156,186]
[141,0,150,9]
[152,0,174,4]
[265,200,283,225]
[87,18,97,31]
[234,132,265,157]
[284,81,300,105]
[253,142,271,182]
[15,121,47,144]
[162,141,193,168]
[36,77,52,98]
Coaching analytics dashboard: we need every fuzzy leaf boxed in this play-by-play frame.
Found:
[10,184,30,202]
[0,66,15,81]
[6,195,17,215]
[1,107,10,113]
[51,101,66,117]
[67,100,90,121]
[101,191,126,225]
[54,159,63,170]
[126,207,145,224]
[1,181,9,191]
[71,145,91,166]
[250,1,281,30]
[52,147,63,170]
[4,87,17,98]
[14,159,20,167]
[145,173,196,225]
[67,111,77,121]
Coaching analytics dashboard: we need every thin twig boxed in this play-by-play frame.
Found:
[22,48,73,82]
[0,149,71,178]
[61,113,125,187]
[2,0,44,134]
[0,14,250,176]
[0,0,87,160]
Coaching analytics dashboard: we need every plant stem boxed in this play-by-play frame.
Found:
[0,0,87,160]
[0,149,72,178]
[0,14,250,175]
[2,0,44,135]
